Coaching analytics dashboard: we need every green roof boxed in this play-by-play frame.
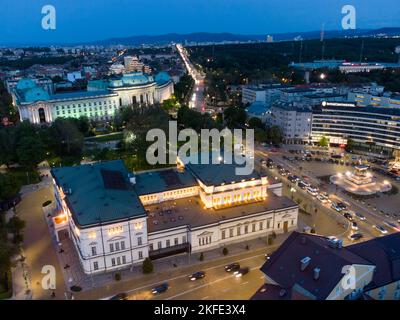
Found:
[51,160,146,228]
[134,168,197,196]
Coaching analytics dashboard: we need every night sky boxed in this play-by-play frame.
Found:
[1,0,399,44]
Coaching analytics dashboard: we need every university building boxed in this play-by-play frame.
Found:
[12,71,174,124]
[50,157,298,274]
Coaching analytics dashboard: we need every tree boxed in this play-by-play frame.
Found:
[0,173,21,201]
[199,252,204,261]
[16,136,45,169]
[222,247,229,256]
[142,257,154,274]
[0,241,14,290]
[254,127,268,143]
[6,216,25,238]
[224,106,246,128]
[345,138,355,152]
[0,128,18,167]
[248,117,264,129]
[318,136,329,147]
[266,125,283,145]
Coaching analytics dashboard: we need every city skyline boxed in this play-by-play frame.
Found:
[1,0,400,45]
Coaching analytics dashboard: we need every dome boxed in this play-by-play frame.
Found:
[155,72,171,85]
[24,87,50,103]
[121,72,151,86]
[16,78,36,91]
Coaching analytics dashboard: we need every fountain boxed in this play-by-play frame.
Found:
[330,164,391,195]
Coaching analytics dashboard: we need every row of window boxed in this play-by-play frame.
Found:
[90,237,143,256]
[213,191,262,205]
[141,187,197,202]
[149,235,187,251]
[92,252,145,271]
[55,100,116,110]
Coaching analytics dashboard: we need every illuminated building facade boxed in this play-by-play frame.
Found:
[51,158,298,274]
[13,72,174,124]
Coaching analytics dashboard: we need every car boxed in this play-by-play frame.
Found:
[331,202,343,212]
[316,193,329,203]
[297,181,307,190]
[189,271,206,281]
[306,186,319,196]
[343,212,353,221]
[276,164,283,170]
[279,169,288,176]
[265,253,272,260]
[383,220,400,231]
[348,233,364,241]
[224,263,240,272]
[152,283,169,294]
[234,267,250,278]
[337,202,347,210]
[354,212,366,221]
[287,175,298,183]
[109,293,128,300]
[373,225,388,234]
[351,221,359,231]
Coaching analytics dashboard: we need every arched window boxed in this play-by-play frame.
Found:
[38,108,46,123]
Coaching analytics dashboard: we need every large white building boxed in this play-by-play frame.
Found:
[50,158,298,274]
[271,102,313,144]
[12,72,174,124]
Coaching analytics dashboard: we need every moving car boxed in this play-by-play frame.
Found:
[224,263,240,272]
[373,225,388,234]
[287,175,298,183]
[316,193,329,203]
[265,253,272,260]
[189,271,206,281]
[343,212,353,221]
[351,221,359,231]
[331,202,343,212]
[109,293,128,300]
[348,233,364,241]
[337,202,348,211]
[234,267,250,278]
[354,212,366,221]
[298,181,307,190]
[383,220,400,231]
[152,283,169,294]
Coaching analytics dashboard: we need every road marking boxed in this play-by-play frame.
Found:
[241,281,249,285]
[104,252,267,300]
[165,266,260,300]
[201,296,209,300]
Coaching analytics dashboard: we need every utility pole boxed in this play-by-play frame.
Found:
[359,40,365,63]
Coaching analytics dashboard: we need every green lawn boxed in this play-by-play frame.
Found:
[86,132,123,143]
[7,168,41,186]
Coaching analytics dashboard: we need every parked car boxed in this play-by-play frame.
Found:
[109,293,128,300]
[354,212,366,221]
[152,283,169,294]
[351,222,359,231]
[287,175,298,183]
[337,202,347,210]
[234,267,250,278]
[331,202,343,212]
[189,271,206,281]
[298,181,307,190]
[316,193,329,203]
[373,225,388,234]
[224,263,240,272]
[383,221,400,232]
[348,233,363,241]
[306,186,319,196]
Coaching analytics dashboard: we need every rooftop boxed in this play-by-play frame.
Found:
[134,168,197,196]
[145,191,297,233]
[255,232,372,300]
[51,160,146,228]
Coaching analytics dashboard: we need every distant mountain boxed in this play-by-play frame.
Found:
[87,28,400,46]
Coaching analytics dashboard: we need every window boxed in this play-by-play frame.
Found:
[109,243,114,252]
[149,243,153,251]
[259,221,264,230]
[115,242,120,251]
[121,241,125,250]
[237,226,241,236]
[174,237,178,245]
[222,230,226,239]
[111,258,116,266]
[252,223,256,232]
[117,257,121,265]
[137,237,142,246]
[157,241,162,249]
[138,251,143,259]
[278,223,281,229]
[229,228,234,237]
[93,261,99,271]
[166,240,170,247]
[244,225,248,234]
[182,236,186,243]
[122,256,126,264]
[267,219,271,229]
[91,246,97,256]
